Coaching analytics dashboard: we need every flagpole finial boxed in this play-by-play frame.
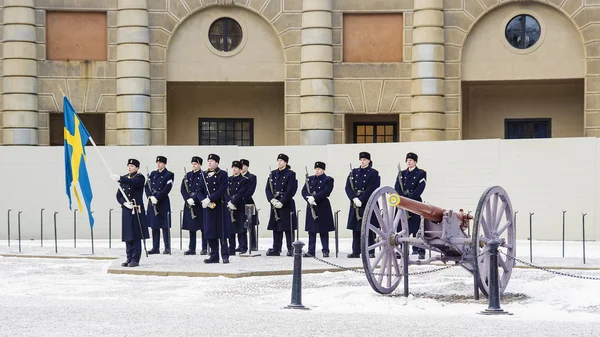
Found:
[58,84,66,97]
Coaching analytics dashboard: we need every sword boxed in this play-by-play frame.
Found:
[304,166,318,221]
[183,166,197,219]
[348,164,362,221]
[145,166,159,216]
[200,169,216,209]
[267,166,280,221]
[226,177,236,223]
[131,199,148,257]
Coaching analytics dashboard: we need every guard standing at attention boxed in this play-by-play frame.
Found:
[301,161,335,258]
[180,156,206,255]
[201,154,230,264]
[145,156,175,255]
[240,159,258,251]
[227,160,250,255]
[113,158,149,267]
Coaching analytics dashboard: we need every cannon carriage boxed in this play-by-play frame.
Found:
[360,186,516,297]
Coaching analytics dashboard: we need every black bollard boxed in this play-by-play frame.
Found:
[73,209,78,248]
[179,209,183,251]
[18,211,22,253]
[108,208,113,249]
[479,239,511,315]
[90,211,94,255]
[168,211,172,255]
[403,238,409,297]
[40,208,45,247]
[53,212,58,253]
[582,213,587,264]
[285,241,309,310]
[296,210,301,242]
[529,212,534,263]
[7,209,12,247]
[562,211,566,258]
[334,210,340,258]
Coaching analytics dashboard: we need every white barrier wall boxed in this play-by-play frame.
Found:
[0,138,597,242]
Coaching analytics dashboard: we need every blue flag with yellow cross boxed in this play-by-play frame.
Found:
[63,96,95,228]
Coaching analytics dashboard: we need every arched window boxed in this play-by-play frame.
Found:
[208,18,243,52]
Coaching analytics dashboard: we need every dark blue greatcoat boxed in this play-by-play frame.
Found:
[265,166,298,232]
[243,171,258,227]
[202,168,230,240]
[116,173,150,242]
[301,173,335,233]
[345,165,381,231]
[145,169,175,230]
[227,174,250,233]
[394,167,427,202]
[180,170,205,232]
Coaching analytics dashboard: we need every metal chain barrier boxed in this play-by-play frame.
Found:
[303,251,459,277]
[500,251,600,281]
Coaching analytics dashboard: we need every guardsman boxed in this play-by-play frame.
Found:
[240,159,258,251]
[180,156,207,255]
[145,156,175,254]
[301,161,335,258]
[345,151,380,258]
[201,154,230,264]
[395,152,427,259]
[113,159,149,267]
[227,161,250,255]
[265,153,298,257]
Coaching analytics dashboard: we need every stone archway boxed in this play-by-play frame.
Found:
[444,0,589,139]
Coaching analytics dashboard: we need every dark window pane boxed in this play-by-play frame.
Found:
[505,15,540,49]
[208,18,243,52]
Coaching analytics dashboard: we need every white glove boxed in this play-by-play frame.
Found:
[307,196,316,205]
[274,201,284,209]
[270,198,278,206]
[186,198,195,206]
[353,198,362,208]
[227,201,237,210]
[149,196,158,205]
[202,197,211,209]
[122,201,134,210]
[111,174,120,181]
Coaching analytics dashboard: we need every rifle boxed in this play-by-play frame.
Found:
[267,166,281,221]
[397,163,408,196]
[182,167,197,220]
[145,166,159,216]
[226,174,236,224]
[347,164,362,221]
[200,169,216,209]
[304,166,318,220]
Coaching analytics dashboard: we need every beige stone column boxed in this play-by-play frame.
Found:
[300,0,333,145]
[2,0,38,145]
[410,0,445,141]
[116,0,150,145]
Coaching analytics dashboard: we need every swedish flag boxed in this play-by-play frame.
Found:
[64,96,95,228]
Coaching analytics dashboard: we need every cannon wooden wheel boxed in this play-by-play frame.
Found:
[472,186,516,297]
[361,186,406,294]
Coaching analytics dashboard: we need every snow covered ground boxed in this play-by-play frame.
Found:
[1,240,600,336]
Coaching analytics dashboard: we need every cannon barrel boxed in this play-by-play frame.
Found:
[394,194,471,222]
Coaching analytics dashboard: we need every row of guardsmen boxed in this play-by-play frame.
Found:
[112,151,427,267]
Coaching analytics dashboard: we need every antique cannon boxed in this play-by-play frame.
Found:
[360,186,516,297]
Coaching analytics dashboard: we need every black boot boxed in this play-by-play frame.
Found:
[200,249,208,255]
[121,260,131,267]
[128,261,139,267]
[184,250,196,255]
[147,249,159,255]
[347,253,360,258]
[204,257,219,264]
[163,248,171,255]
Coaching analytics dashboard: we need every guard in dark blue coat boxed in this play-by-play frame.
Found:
[265,153,298,257]
[301,161,335,258]
[240,159,258,251]
[201,154,230,264]
[345,152,380,258]
[145,155,175,255]
[227,161,250,255]
[395,152,427,259]
[112,158,149,268]
[180,156,206,255]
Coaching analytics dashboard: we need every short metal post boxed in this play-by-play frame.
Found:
[7,209,12,247]
[285,241,308,310]
[18,211,22,253]
[582,213,587,264]
[90,211,94,255]
[334,210,340,258]
[108,208,113,249]
[256,209,260,249]
[168,211,172,255]
[73,209,77,248]
[289,211,294,245]
[40,208,45,247]
[479,239,511,315]
[529,212,534,263]
[403,239,409,297]
[53,212,58,253]
[296,210,301,242]
[179,209,183,251]
[474,271,480,301]
[562,210,566,258]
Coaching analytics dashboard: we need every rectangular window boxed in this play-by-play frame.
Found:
[198,118,254,146]
[343,14,403,63]
[50,113,106,146]
[353,122,397,143]
[46,11,107,61]
[505,118,551,139]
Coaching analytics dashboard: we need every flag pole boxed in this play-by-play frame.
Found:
[59,88,131,204]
